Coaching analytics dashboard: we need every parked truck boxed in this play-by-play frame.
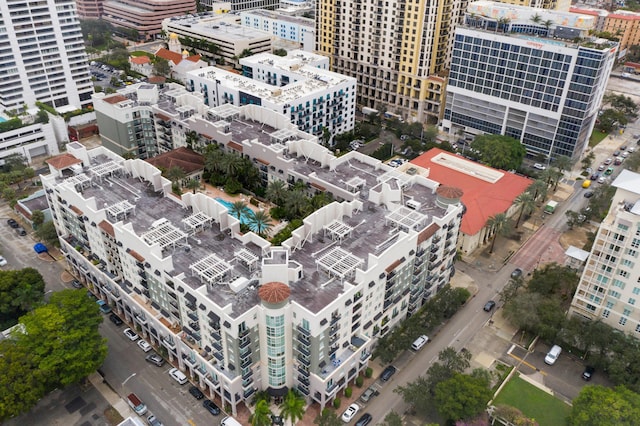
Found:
[544,200,558,215]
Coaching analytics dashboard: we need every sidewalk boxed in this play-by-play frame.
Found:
[87,373,133,420]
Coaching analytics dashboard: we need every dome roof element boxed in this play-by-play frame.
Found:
[258,282,291,304]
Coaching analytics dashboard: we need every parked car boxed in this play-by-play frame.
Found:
[604,158,613,165]
[341,403,360,422]
[590,172,600,180]
[123,327,139,341]
[620,145,627,151]
[71,279,83,288]
[145,352,165,367]
[583,191,594,198]
[0,256,7,267]
[137,339,152,352]
[511,268,523,278]
[96,299,112,314]
[354,413,372,426]
[544,345,562,365]
[604,166,614,176]
[582,365,595,381]
[483,300,496,312]
[189,386,204,400]
[6,218,19,228]
[359,386,378,403]
[597,164,605,171]
[533,163,546,170]
[203,399,221,415]
[613,150,621,157]
[109,313,123,326]
[169,367,187,385]
[598,176,606,184]
[380,365,396,382]
[15,227,27,236]
[146,414,163,426]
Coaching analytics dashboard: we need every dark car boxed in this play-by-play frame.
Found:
[613,150,621,157]
[15,227,27,236]
[203,399,221,415]
[72,279,83,289]
[189,386,204,400]
[6,218,19,228]
[511,268,523,279]
[109,313,123,326]
[582,366,595,381]
[590,172,600,180]
[620,145,627,151]
[584,191,594,198]
[355,413,372,426]
[145,352,165,367]
[380,365,396,382]
[483,300,496,312]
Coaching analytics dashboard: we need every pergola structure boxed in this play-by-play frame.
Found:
[270,128,298,144]
[316,247,363,281]
[190,253,233,285]
[208,104,240,122]
[386,206,428,232]
[235,248,259,272]
[141,219,188,250]
[65,173,91,191]
[106,200,135,222]
[323,219,353,242]
[345,176,366,193]
[90,160,123,181]
[182,212,213,234]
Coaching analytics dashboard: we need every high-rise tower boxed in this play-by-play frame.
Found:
[0,0,93,112]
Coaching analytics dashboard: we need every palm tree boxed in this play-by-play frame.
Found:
[186,179,200,194]
[543,19,554,35]
[553,155,573,174]
[185,130,198,150]
[530,13,542,25]
[486,213,511,254]
[526,179,548,203]
[247,210,273,237]
[311,192,332,210]
[250,399,272,426]
[204,148,225,174]
[229,201,248,221]
[266,180,287,205]
[280,389,306,425]
[165,166,186,189]
[285,190,311,219]
[513,192,535,228]
[223,154,244,178]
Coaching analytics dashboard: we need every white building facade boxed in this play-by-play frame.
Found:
[0,120,61,166]
[42,107,463,414]
[569,170,640,337]
[240,10,316,51]
[0,0,93,113]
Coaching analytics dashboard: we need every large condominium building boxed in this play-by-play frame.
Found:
[102,0,196,41]
[207,0,280,12]
[41,107,464,414]
[316,0,472,124]
[0,0,93,113]
[569,170,640,338]
[162,14,273,67]
[76,0,103,19]
[442,1,616,161]
[240,9,316,52]
[497,0,570,11]
[186,51,356,141]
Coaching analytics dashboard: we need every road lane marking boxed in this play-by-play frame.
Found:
[509,352,547,376]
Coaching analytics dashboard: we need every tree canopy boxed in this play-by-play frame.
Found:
[468,134,526,170]
[434,373,492,422]
[569,385,640,426]
[0,268,45,329]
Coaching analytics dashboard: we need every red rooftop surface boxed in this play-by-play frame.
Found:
[145,147,204,175]
[46,153,82,170]
[258,282,291,304]
[411,148,533,236]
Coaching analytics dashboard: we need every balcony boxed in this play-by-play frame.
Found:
[297,365,310,377]
[240,357,252,369]
[297,344,310,357]
[242,369,253,380]
[297,324,310,336]
[239,338,251,349]
[297,354,310,367]
[330,315,340,326]
[298,375,310,386]
[240,347,252,360]
[297,333,310,346]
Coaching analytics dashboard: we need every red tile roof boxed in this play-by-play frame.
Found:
[148,76,167,84]
[103,94,128,104]
[130,56,151,65]
[155,48,183,65]
[259,282,291,304]
[46,153,82,170]
[186,54,202,63]
[411,148,532,236]
[98,220,115,237]
[228,141,243,152]
[145,147,204,175]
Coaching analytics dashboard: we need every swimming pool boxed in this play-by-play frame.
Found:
[0,117,6,123]
[215,198,255,230]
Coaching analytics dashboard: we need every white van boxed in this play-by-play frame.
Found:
[411,335,429,351]
[544,345,562,365]
[220,416,243,426]
[169,367,188,385]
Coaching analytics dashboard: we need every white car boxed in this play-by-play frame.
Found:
[137,339,152,352]
[341,403,360,423]
[533,163,546,170]
[629,146,636,153]
[123,328,139,342]
[0,256,7,266]
[169,367,188,385]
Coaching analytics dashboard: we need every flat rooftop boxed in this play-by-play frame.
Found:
[165,15,272,41]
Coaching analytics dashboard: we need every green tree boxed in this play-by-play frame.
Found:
[35,221,59,247]
[280,389,305,425]
[153,57,171,77]
[513,192,535,228]
[250,399,273,426]
[247,210,273,237]
[229,201,248,221]
[31,210,45,229]
[165,166,186,189]
[314,408,342,426]
[434,373,492,422]
[493,405,538,426]
[0,268,46,329]
[527,263,579,302]
[597,109,628,133]
[553,155,573,173]
[266,180,287,205]
[16,289,107,388]
[186,179,200,194]
[381,411,403,426]
[470,134,526,170]
[526,179,548,203]
[530,13,542,24]
[486,213,511,254]
[222,154,244,178]
[284,190,310,219]
[569,385,640,426]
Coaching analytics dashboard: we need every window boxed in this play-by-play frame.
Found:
[613,279,626,289]
[619,317,627,326]
[633,287,640,295]
[630,298,637,306]
[632,238,640,249]
[602,309,610,318]
[622,259,635,268]
[618,270,629,278]
[609,290,621,299]
[623,308,632,317]
[618,224,629,231]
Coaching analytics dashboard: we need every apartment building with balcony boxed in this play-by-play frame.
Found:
[0,0,93,113]
[442,1,617,161]
[102,0,196,41]
[240,9,316,52]
[186,51,356,142]
[41,105,463,414]
[569,170,640,337]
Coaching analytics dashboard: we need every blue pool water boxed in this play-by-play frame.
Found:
[0,117,6,123]
[215,198,255,229]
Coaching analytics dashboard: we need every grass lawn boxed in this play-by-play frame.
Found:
[589,130,609,147]
[493,375,571,426]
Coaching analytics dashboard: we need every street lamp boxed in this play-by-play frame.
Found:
[122,372,136,387]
